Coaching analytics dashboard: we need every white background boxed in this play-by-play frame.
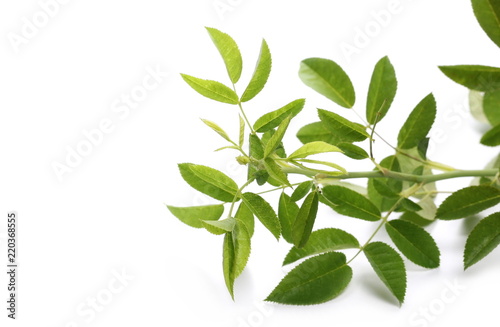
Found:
[1,0,500,326]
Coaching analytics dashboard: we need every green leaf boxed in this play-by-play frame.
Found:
[241,192,281,240]
[263,157,291,187]
[249,134,264,160]
[396,147,436,195]
[366,56,398,124]
[397,94,436,149]
[322,185,381,221]
[296,121,339,145]
[299,58,355,108]
[288,141,342,160]
[264,115,292,158]
[364,242,407,304]
[283,228,360,265]
[481,123,500,146]
[380,156,403,192]
[469,90,489,124]
[337,142,369,160]
[439,65,500,92]
[473,152,500,187]
[262,129,287,158]
[248,134,264,182]
[235,202,254,238]
[290,181,313,202]
[206,27,242,84]
[464,212,500,269]
[399,212,434,227]
[417,138,430,160]
[266,252,352,305]
[278,193,300,244]
[180,74,239,104]
[178,163,239,202]
[167,204,224,228]
[223,222,251,299]
[437,185,500,220]
[254,99,305,133]
[294,158,347,175]
[483,90,500,126]
[386,220,440,268]
[373,179,399,198]
[471,0,500,48]
[201,119,232,143]
[318,109,369,143]
[368,156,402,212]
[239,116,245,147]
[241,39,272,102]
[398,199,423,212]
[203,217,236,235]
[292,192,320,248]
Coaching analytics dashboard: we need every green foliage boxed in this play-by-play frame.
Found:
[180,74,239,104]
[322,185,381,221]
[178,163,239,202]
[299,58,355,108]
[254,99,304,132]
[364,242,407,304]
[439,65,500,92]
[318,109,369,143]
[292,191,319,247]
[481,124,500,146]
[264,115,292,157]
[167,204,224,228]
[397,94,436,149]
[288,141,342,160]
[223,222,251,298]
[471,0,500,48]
[464,212,500,269]
[283,228,360,265]
[366,56,397,124]
[206,27,243,84]
[436,185,500,220]
[241,39,272,102]
[241,192,281,240]
[170,17,500,307]
[483,90,500,125]
[385,220,440,268]
[266,252,352,305]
